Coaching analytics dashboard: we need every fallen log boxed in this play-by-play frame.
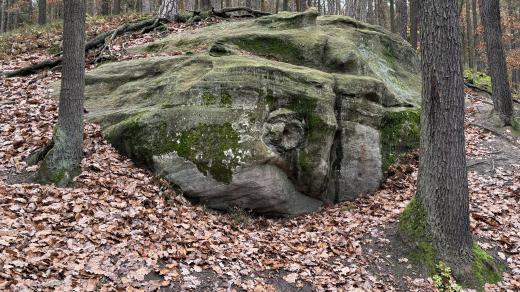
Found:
[1,17,168,78]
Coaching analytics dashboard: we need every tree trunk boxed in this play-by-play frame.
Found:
[465,0,474,69]
[366,0,375,23]
[38,0,86,186]
[283,0,289,11]
[142,0,151,13]
[0,0,6,33]
[479,0,513,125]
[396,0,407,39]
[200,0,211,10]
[299,0,307,11]
[401,0,474,278]
[159,0,176,18]
[113,0,121,14]
[225,0,232,8]
[38,0,46,25]
[101,0,111,15]
[471,0,481,70]
[409,0,419,49]
[389,0,395,32]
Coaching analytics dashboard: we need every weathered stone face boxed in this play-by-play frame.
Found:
[83,9,421,217]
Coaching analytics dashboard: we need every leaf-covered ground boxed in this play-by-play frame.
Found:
[1,18,519,291]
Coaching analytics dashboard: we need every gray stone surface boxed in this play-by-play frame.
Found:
[80,9,422,217]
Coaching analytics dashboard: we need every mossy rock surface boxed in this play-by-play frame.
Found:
[82,9,421,217]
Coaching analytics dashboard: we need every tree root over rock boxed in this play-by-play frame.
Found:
[1,17,169,78]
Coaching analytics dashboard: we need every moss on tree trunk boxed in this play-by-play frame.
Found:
[399,196,504,290]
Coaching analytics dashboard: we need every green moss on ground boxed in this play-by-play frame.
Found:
[380,108,420,171]
[464,69,492,92]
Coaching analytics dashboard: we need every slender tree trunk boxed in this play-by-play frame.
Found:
[471,0,480,70]
[225,0,232,8]
[479,0,513,125]
[101,0,111,15]
[396,0,407,39]
[113,0,121,14]
[466,0,474,68]
[410,0,473,272]
[203,0,211,10]
[142,0,151,13]
[38,0,46,25]
[0,0,6,33]
[389,0,395,32]
[283,0,289,11]
[366,0,375,23]
[299,0,307,11]
[38,0,86,186]
[409,0,419,49]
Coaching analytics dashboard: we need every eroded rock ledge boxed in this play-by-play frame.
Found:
[82,9,421,217]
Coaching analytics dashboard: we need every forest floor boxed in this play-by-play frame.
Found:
[1,17,520,291]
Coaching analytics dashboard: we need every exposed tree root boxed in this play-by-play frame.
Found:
[1,17,168,78]
[1,7,270,78]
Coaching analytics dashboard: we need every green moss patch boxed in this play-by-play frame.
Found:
[472,244,504,289]
[399,196,436,271]
[380,108,420,171]
[464,69,492,92]
[108,114,242,184]
[202,91,232,107]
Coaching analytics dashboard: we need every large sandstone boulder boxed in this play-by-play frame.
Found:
[83,9,421,217]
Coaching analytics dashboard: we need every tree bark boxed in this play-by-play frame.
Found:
[409,0,419,49]
[113,0,121,14]
[466,0,474,69]
[396,0,407,39]
[413,0,473,272]
[0,0,6,33]
[479,0,513,125]
[38,0,46,25]
[101,0,111,15]
[159,0,176,18]
[389,0,395,32]
[471,0,480,70]
[283,0,289,11]
[38,0,86,186]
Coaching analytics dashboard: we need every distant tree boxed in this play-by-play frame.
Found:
[409,0,419,49]
[389,0,396,32]
[38,0,46,25]
[101,0,111,15]
[38,0,86,186]
[113,0,121,14]
[0,0,5,33]
[479,0,513,125]
[396,0,407,39]
[466,0,474,69]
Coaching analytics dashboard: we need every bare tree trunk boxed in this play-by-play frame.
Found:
[159,0,176,18]
[466,0,474,68]
[471,0,481,70]
[0,0,6,33]
[389,0,395,32]
[38,0,46,25]
[479,0,513,125]
[101,0,111,15]
[299,0,307,11]
[409,0,419,49]
[200,0,211,10]
[225,0,232,8]
[401,0,474,277]
[113,0,121,14]
[283,0,289,11]
[396,0,407,39]
[38,0,86,186]
[142,0,151,13]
